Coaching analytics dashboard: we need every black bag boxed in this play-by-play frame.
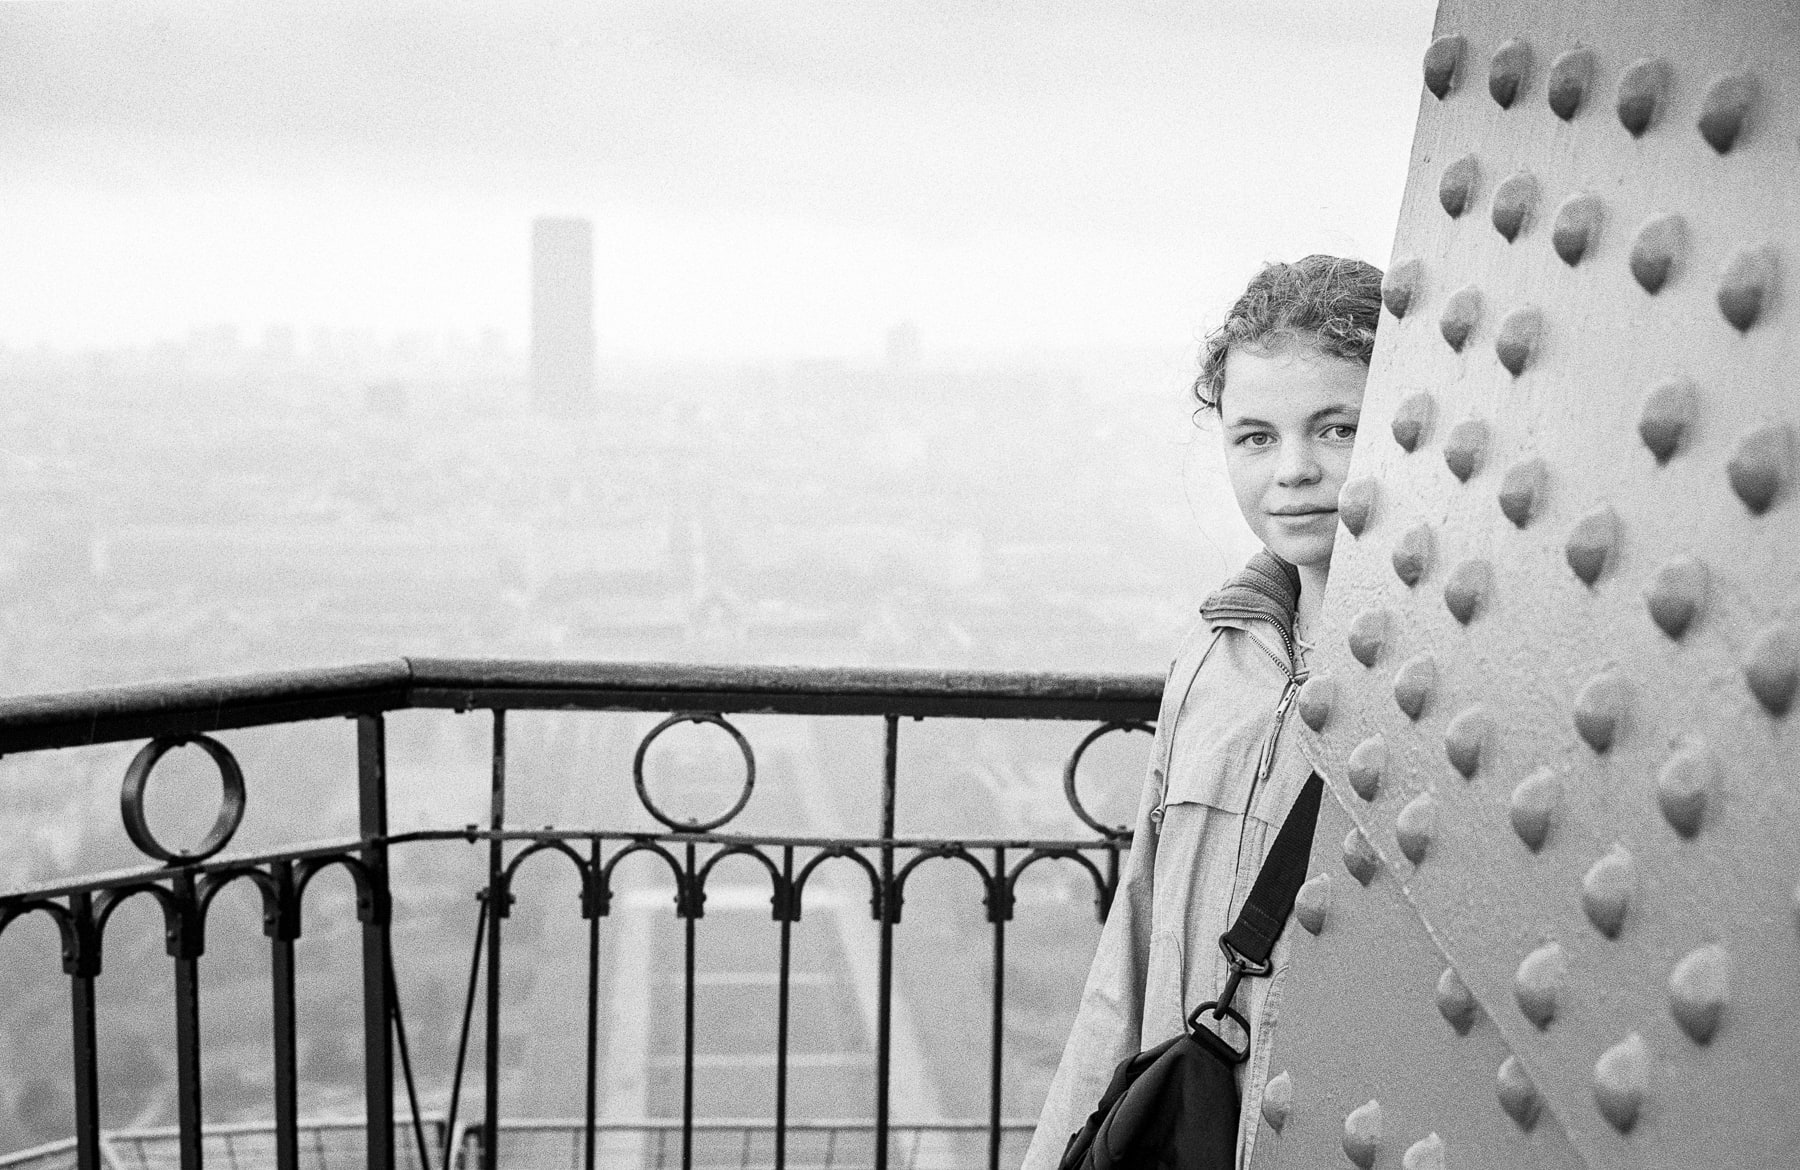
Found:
[1058,772,1323,1170]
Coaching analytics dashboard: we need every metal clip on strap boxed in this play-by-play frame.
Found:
[1213,938,1274,1015]
[1185,941,1273,1065]
[1183,772,1324,1067]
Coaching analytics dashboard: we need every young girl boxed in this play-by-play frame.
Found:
[1024,255,1382,1169]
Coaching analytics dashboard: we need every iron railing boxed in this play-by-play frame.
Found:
[0,660,1161,1170]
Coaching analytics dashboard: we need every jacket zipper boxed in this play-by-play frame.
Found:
[1247,674,1300,812]
[1150,627,1299,832]
[1231,633,1303,878]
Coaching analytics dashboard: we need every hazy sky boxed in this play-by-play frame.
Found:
[1,1,1437,361]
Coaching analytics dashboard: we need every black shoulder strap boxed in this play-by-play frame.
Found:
[1220,770,1323,969]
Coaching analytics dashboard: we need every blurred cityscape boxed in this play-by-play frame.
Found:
[0,292,1252,1156]
[0,313,1247,696]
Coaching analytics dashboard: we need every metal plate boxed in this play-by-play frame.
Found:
[1263,2,1800,1165]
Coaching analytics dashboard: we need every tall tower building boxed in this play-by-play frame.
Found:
[530,216,596,410]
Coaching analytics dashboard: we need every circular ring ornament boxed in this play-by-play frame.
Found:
[1062,721,1153,840]
[120,735,248,864]
[632,712,757,832]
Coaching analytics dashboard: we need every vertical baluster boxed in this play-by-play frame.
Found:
[874,715,899,1170]
[268,861,300,1170]
[443,896,487,1152]
[359,714,395,1170]
[987,849,1006,1170]
[681,842,697,1170]
[774,847,793,1170]
[171,871,204,1170]
[583,839,602,1170]
[388,960,433,1170]
[481,711,506,1170]
[67,892,102,1170]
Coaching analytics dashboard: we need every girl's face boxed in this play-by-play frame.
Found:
[1218,344,1368,571]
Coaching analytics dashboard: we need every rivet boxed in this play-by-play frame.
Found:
[1494,306,1542,376]
[1616,58,1671,137]
[1487,38,1532,109]
[1443,559,1493,625]
[1636,378,1698,462]
[1439,285,1482,351]
[1581,845,1637,938]
[1509,767,1561,852]
[1436,966,1477,1034]
[1564,505,1619,586]
[1402,1133,1446,1170]
[1295,873,1331,935]
[1726,423,1792,514]
[1593,1033,1648,1132]
[1656,741,1717,838]
[1439,156,1480,220]
[1348,608,1388,668]
[1343,827,1380,886]
[1262,1070,1294,1132]
[1422,34,1466,100]
[1496,1055,1542,1130]
[1491,171,1539,242]
[1347,735,1386,801]
[1383,258,1423,318]
[1716,245,1777,332]
[1498,458,1546,527]
[1573,670,1628,752]
[1643,555,1707,639]
[1443,419,1490,482]
[1297,675,1336,732]
[1396,792,1436,865]
[1343,1100,1382,1169]
[1745,624,1798,715]
[1514,941,1567,1029]
[1391,392,1437,453]
[1339,476,1378,537]
[1392,524,1434,588]
[1668,944,1730,1044]
[1697,73,1756,153]
[1393,654,1437,721]
[1629,214,1685,294]
[1444,705,1492,777]
[1546,47,1595,120]
[1551,192,1604,266]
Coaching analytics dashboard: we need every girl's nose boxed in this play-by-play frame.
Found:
[1276,441,1323,486]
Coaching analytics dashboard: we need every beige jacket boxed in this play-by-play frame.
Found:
[1024,551,1314,1170]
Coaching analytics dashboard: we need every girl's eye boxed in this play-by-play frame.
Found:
[1238,432,1275,448]
[1323,424,1358,441]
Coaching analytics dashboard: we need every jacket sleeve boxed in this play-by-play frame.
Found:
[1019,744,1166,1170]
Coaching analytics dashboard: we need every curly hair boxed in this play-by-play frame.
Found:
[1193,254,1384,412]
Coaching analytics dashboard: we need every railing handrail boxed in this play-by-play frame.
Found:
[0,659,1163,753]
[88,1114,447,1142]
[0,1137,77,1168]
[476,1117,1040,1131]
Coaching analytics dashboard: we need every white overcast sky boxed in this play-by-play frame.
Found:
[0,1,1437,361]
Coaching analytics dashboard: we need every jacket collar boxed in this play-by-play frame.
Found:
[1199,548,1300,646]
